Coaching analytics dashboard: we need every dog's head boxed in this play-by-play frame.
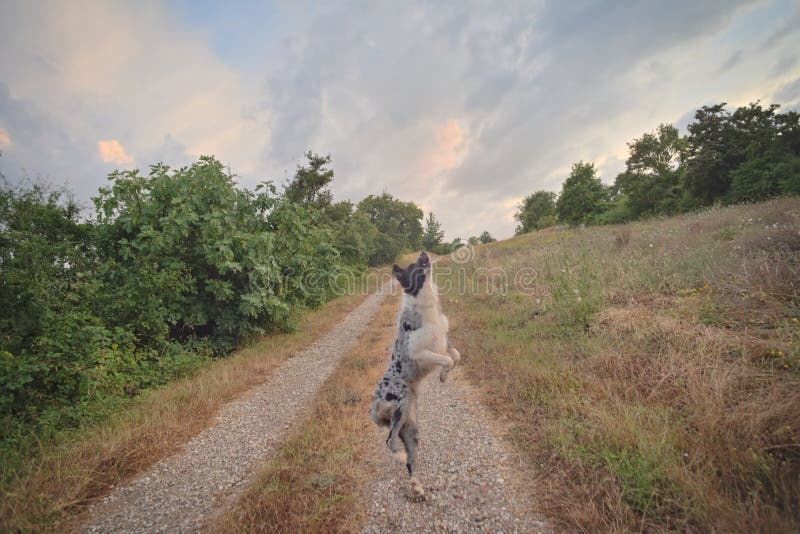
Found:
[393,251,431,297]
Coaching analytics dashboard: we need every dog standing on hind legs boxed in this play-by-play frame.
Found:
[369,251,461,496]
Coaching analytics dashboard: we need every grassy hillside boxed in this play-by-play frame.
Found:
[440,198,800,532]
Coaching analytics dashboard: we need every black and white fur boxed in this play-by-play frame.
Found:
[369,251,461,490]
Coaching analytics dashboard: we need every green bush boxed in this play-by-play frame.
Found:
[728,154,800,202]
[0,157,341,452]
[93,158,339,348]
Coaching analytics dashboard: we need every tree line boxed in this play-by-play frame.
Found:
[515,101,800,233]
[0,151,482,455]
[284,152,494,262]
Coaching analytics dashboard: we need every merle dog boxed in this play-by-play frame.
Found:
[369,251,461,494]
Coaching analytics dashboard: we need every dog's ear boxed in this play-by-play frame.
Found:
[392,264,404,280]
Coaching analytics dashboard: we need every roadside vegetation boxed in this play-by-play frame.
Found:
[0,290,374,531]
[440,197,800,531]
[0,148,417,529]
[0,151,430,452]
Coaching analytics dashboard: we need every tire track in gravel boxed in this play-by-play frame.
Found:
[82,287,387,533]
[363,366,550,533]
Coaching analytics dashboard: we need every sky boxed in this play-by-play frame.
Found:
[1,0,799,240]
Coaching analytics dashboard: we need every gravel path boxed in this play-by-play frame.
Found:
[83,289,387,533]
[363,366,550,533]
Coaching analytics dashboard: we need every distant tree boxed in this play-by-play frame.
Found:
[450,237,464,250]
[325,200,354,225]
[356,193,423,264]
[726,107,800,202]
[729,154,800,202]
[284,151,334,211]
[682,102,794,205]
[422,212,445,250]
[515,191,556,234]
[479,231,495,243]
[615,124,686,217]
[333,210,379,266]
[467,236,479,246]
[556,162,608,225]
[682,104,735,204]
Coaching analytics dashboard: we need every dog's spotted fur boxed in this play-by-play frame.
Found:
[370,251,461,488]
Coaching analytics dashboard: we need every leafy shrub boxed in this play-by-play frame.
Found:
[93,157,339,349]
[0,157,341,453]
[728,155,800,203]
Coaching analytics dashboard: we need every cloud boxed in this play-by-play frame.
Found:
[252,0,793,239]
[2,0,799,239]
[761,7,800,50]
[0,81,102,193]
[421,119,468,177]
[0,126,11,149]
[0,0,265,190]
[775,77,800,106]
[97,139,132,164]
[718,50,743,74]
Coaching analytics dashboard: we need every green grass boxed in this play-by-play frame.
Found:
[439,197,800,532]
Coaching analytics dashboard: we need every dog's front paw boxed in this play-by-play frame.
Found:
[449,347,461,365]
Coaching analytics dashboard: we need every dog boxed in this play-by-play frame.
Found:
[369,251,461,494]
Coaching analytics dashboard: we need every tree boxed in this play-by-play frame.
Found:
[93,157,340,344]
[683,102,789,205]
[356,193,423,264]
[284,151,334,211]
[728,154,800,202]
[726,107,800,202]
[333,210,379,266]
[556,162,608,225]
[0,158,342,433]
[615,124,686,217]
[422,212,445,250]
[325,200,354,225]
[467,236,479,246]
[479,231,495,243]
[682,104,735,204]
[515,191,556,234]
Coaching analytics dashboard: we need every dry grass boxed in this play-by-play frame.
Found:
[438,198,800,532]
[0,291,371,532]
[209,296,398,533]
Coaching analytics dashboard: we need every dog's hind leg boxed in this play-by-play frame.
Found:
[400,421,424,497]
[399,399,425,496]
[399,422,418,476]
[387,397,409,463]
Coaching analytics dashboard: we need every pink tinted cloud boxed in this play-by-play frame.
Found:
[421,119,467,176]
[0,127,11,149]
[97,139,133,164]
